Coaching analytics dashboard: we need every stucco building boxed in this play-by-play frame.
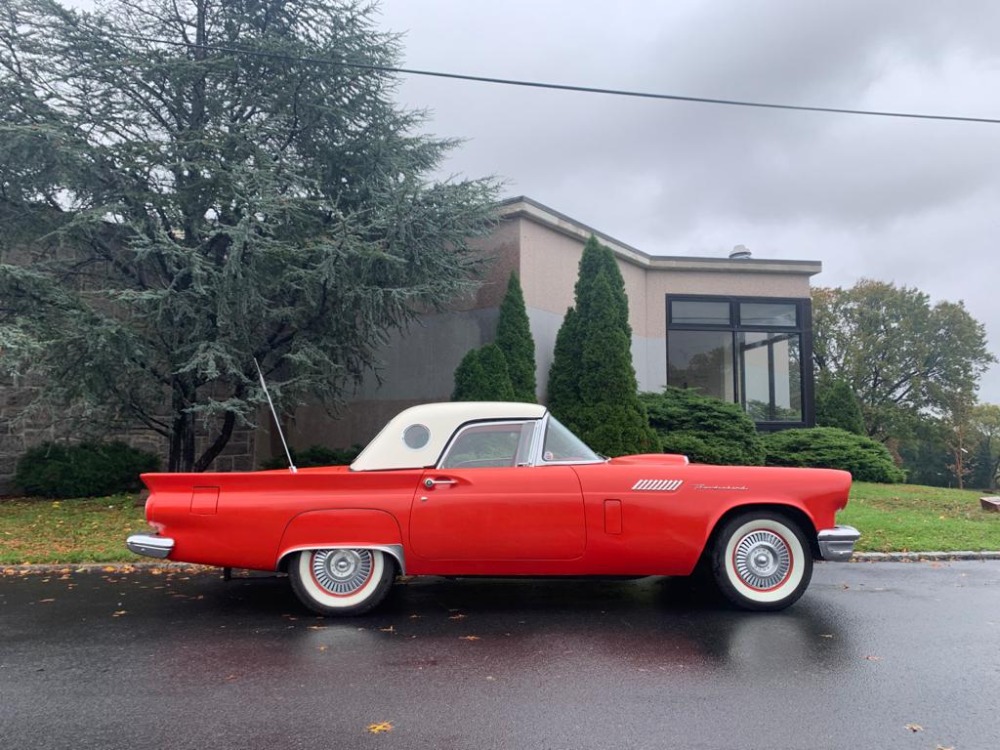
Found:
[279,196,821,460]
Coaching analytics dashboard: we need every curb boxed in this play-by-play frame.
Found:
[2,562,216,574]
[850,551,1000,563]
[4,553,1000,574]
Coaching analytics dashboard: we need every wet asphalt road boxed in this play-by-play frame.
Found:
[1,562,999,750]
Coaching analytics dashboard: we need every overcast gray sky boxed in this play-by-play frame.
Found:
[64,0,1000,402]
[374,0,1000,402]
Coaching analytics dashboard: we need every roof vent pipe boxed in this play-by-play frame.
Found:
[729,245,752,260]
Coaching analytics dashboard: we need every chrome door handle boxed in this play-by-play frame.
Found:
[424,477,458,488]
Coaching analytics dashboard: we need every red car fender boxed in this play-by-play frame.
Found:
[276,508,405,571]
[702,498,821,554]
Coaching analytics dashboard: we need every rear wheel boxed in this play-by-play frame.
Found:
[711,513,812,611]
[288,548,395,616]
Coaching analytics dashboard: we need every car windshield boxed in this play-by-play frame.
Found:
[542,417,603,463]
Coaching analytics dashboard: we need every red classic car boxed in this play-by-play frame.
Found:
[127,402,859,615]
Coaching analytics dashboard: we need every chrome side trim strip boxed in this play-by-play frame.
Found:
[278,543,406,575]
[817,525,861,561]
[126,534,175,559]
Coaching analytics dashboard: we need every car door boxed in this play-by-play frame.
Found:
[409,420,586,561]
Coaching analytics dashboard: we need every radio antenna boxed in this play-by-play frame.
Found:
[254,358,297,474]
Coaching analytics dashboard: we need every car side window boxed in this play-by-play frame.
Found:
[439,422,532,469]
[541,416,602,463]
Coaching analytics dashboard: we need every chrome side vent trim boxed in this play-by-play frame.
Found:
[631,479,684,492]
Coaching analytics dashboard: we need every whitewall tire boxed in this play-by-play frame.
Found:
[289,548,395,616]
[711,513,813,611]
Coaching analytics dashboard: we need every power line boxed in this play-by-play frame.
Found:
[111,32,1000,126]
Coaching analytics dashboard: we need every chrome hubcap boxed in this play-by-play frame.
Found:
[734,531,791,590]
[311,549,373,595]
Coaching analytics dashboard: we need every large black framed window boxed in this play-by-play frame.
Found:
[666,295,814,429]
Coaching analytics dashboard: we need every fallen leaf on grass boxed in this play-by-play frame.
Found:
[366,722,393,735]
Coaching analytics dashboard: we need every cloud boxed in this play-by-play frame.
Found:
[382,0,1000,400]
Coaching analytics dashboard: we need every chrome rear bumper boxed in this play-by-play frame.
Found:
[817,525,861,561]
[126,534,175,559]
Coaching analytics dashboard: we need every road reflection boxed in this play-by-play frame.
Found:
[147,573,858,680]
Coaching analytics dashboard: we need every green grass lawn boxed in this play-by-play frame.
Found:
[1,482,998,565]
[0,494,146,565]
[841,482,1000,553]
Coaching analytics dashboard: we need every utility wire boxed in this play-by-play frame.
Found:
[113,32,1000,126]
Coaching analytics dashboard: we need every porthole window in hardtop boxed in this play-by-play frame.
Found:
[666,295,813,427]
[439,421,535,469]
[402,424,431,450]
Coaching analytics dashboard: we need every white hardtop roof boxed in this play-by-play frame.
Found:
[350,401,548,472]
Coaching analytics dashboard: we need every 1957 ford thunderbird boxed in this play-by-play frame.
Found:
[127,402,860,615]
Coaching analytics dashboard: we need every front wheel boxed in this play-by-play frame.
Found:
[711,513,813,611]
[288,548,395,616]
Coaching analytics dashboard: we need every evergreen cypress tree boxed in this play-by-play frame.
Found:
[452,344,515,401]
[478,344,516,401]
[546,236,657,455]
[495,272,536,402]
[815,378,866,435]
[575,236,629,332]
[452,349,488,401]
[546,307,581,427]
[576,274,658,454]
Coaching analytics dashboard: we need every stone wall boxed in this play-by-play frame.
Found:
[0,377,257,495]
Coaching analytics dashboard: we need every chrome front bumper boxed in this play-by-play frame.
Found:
[126,534,175,559]
[817,525,861,561]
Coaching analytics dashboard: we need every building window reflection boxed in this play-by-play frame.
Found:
[666,296,813,428]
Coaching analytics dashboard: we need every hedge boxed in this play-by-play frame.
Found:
[14,441,160,498]
[763,427,905,483]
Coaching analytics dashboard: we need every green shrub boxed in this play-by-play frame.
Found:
[260,444,363,470]
[763,427,905,483]
[815,378,865,435]
[640,388,765,465]
[14,441,160,498]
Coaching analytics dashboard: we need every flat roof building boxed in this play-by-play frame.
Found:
[277,197,822,461]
